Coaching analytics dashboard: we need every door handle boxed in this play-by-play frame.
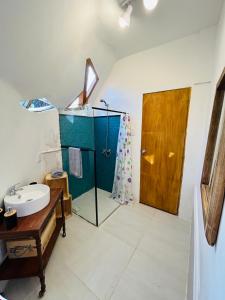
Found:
[168,152,175,158]
[141,149,147,155]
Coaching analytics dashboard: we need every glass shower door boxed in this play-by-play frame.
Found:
[59,110,121,226]
[60,114,98,226]
[71,149,98,225]
[94,110,121,225]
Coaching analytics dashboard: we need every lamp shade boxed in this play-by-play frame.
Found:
[143,0,158,11]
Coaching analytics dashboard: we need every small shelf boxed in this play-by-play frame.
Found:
[0,219,63,280]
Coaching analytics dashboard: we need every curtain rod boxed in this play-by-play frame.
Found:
[92,107,127,114]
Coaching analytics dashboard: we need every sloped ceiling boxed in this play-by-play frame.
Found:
[0,0,223,107]
[0,0,116,107]
[98,0,224,58]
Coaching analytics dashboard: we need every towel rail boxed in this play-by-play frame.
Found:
[40,148,61,155]
[61,146,95,152]
[39,146,95,157]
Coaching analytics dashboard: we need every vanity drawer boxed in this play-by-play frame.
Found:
[6,212,56,259]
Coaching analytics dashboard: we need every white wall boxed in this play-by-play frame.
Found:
[0,80,61,275]
[0,1,116,292]
[188,3,225,300]
[94,27,216,221]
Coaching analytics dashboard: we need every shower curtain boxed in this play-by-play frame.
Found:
[112,114,133,204]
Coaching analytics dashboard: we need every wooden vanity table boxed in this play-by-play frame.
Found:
[0,188,66,298]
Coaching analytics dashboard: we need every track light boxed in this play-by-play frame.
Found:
[119,4,133,28]
[143,0,159,11]
[118,0,159,29]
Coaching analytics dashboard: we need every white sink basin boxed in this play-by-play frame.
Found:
[4,184,50,217]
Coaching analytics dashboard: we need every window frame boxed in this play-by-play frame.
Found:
[83,58,99,105]
[201,67,225,246]
[66,58,99,110]
[66,91,84,110]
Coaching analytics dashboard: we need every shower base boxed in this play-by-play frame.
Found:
[72,188,120,225]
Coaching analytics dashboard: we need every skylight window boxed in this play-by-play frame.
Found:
[66,58,99,110]
[85,65,98,99]
[20,98,55,112]
[67,92,83,110]
[84,59,99,103]
[68,96,80,110]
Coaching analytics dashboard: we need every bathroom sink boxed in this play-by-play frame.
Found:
[4,184,50,217]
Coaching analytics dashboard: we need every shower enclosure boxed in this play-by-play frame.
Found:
[59,106,124,226]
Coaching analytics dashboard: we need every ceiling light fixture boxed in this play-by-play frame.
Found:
[119,2,133,29]
[143,0,159,11]
[118,0,159,29]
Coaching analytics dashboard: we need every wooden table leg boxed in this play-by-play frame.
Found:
[35,235,46,298]
[60,192,66,238]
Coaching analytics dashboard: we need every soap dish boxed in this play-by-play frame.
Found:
[51,170,64,178]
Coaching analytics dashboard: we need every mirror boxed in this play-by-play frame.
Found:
[201,67,225,246]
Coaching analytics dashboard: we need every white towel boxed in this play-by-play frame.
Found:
[69,147,83,178]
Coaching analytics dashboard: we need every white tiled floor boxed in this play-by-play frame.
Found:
[4,203,191,300]
[73,188,120,225]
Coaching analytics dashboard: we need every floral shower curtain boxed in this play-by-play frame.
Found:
[112,114,133,204]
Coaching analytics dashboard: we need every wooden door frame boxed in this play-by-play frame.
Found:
[140,87,191,215]
[201,68,225,246]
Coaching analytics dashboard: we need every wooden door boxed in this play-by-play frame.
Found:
[140,88,191,214]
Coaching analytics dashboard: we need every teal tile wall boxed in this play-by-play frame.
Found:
[59,115,94,149]
[94,116,120,192]
[59,114,120,198]
[59,115,95,199]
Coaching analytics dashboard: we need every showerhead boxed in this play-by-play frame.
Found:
[100,99,109,108]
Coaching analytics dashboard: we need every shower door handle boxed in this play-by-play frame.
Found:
[141,149,147,155]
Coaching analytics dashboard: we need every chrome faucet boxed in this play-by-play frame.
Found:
[6,183,23,196]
